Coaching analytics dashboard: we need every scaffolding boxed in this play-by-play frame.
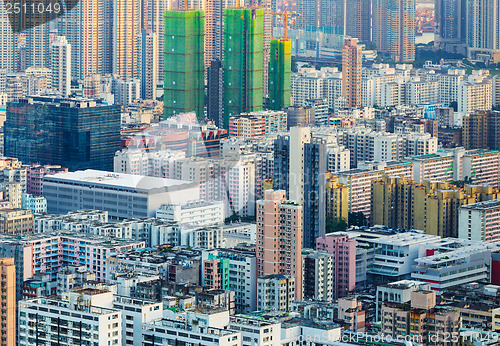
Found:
[223,8,264,128]
[268,38,291,110]
[163,10,205,120]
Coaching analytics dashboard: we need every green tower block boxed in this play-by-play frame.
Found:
[223,8,264,128]
[268,38,291,110]
[164,10,205,120]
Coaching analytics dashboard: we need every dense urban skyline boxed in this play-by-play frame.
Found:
[0,0,499,345]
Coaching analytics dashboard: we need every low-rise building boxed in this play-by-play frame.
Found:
[18,289,123,346]
[202,248,257,313]
[338,297,365,333]
[381,290,461,345]
[375,280,430,321]
[156,201,224,227]
[0,208,33,235]
[43,169,199,220]
[256,275,295,312]
[412,241,496,294]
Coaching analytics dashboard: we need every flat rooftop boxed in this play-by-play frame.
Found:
[44,170,197,193]
[460,200,500,211]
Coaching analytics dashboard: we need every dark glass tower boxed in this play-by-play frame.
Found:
[303,139,327,249]
[5,96,121,171]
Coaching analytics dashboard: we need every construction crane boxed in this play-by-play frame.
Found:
[266,11,302,40]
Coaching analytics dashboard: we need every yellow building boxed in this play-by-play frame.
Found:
[326,174,349,222]
[0,209,34,235]
[0,258,15,346]
[372,176,500,237]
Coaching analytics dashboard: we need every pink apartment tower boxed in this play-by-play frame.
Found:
[256,190,303,301]
[316,233,356,299]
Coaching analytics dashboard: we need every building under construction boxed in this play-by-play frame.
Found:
[268,38,291,110]
[164,10,205,119]
[223,8,264,128]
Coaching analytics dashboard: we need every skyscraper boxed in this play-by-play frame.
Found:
[273,134,290,194]
[163,10,205,119]
[57,0,108,80]
[50,36,71,97]
[256,190,303,301]
[434,0,467,53]
[342,38,362,108]
[345,0,372,42]
[140,30,158,100]
[289,126,311,205]
[5,97,121,171]
[205,0,228,65]
[303,139,327,248]
[142,0,169,82]
[297,0,346,31]
[207,59,224,126]
[0,258,15,346]
[268,38,291,110]
[0,1,15,72]
[223,7,264,128]
[26,24,51,69]
[466,0,500,62]
[113,0,141,78]
[373,0,415,62]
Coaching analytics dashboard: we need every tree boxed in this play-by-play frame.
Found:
[326,217,348,233]
[291,56,298,72]
[348,212,367,227]
[225,213,240,224]
[449,101,458,112]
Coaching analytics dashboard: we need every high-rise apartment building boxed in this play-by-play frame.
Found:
[0,258,14,346]
[316,234,356,299]
[289,127,311,205]
[207,59,224,126]
[268,38,291,110]
[326,174,349,222]
[373,0,415,62]
[459,200,500,242]
[466,0,500,62]
[140,30,158,100]
[372,176,500,237]
[303,139,327,248]
[164,10,205,119]
[256,190,303,301]
[345,0,372,42]
[0,4,15,72]
[435,0,467,53]
[462,149,500,188]
[5,97,121,171]
[297,0,346,31]
[342,38,362,108]
[113,0,141,78]
[142,0,170,82]
[458,75,493,114]
[25,24,51,69]
[0,209,34,235]
[223,8,264,128]
[50,36,71,97]
[57,0,108,80]
[462,111,500,150]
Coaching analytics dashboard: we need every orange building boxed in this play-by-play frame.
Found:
[342,38,362,108]
[256,190,303,300]
[0,258,15,346]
